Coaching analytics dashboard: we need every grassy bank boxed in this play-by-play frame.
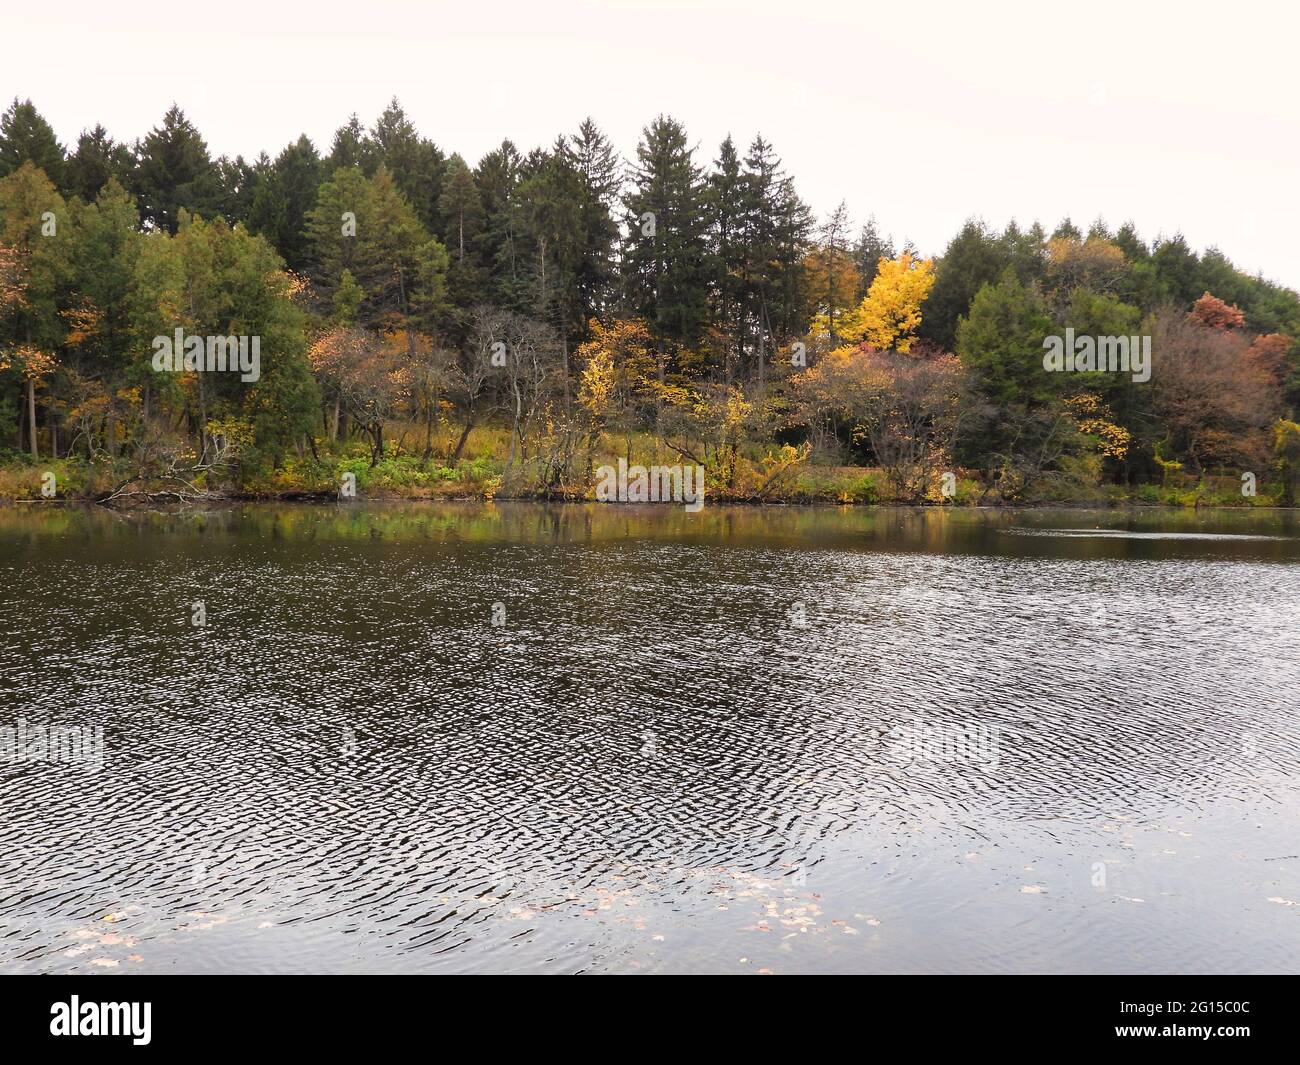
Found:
[0,423,1291,509]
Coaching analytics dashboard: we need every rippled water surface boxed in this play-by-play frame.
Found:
[2,503,1299,974]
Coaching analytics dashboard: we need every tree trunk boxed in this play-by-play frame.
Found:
[451,417,475,463]
[421,396,435,465]
[27,378,38,461]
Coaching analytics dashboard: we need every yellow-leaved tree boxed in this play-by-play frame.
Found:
[841,253,936,353]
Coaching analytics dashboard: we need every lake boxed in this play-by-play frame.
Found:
[1,502,1298,974]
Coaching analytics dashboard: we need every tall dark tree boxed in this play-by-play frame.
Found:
[918,219,1010,351]
[246,136,323,270]
[474,140,526,310]
[0,98,65,186]
[518,141,583,374]
[64,125,134,203]
[705,135,747,379]
[566,118,621,334]
[622,116,709,365]
[132,105,222,233]
[366,98,446,235]
[438,152,486,309]
[215,154,258,225]
[327,114,368,172]
[1052,217,1083,241]
[1150,234,1203,306]
[853,216,894,298]
[768,166,814,350]
[739,135,810,383]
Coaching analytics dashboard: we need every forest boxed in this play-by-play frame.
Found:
[1,96,1298,506]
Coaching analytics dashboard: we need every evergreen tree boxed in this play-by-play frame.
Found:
[956,270,1055,410]
[438,153,486,309]
[0,98,65,186]
[705,135,747,379]
[474,140,527,310]
[64,125,134,203]
[305,165,447,332]
[246,135,323,271]
[741,136,811,377]
[918,219,1010,350]
[622,116,709,365]
[853,216,895,298]
[327,114,369,172]
[519,141,583,351]
[215,154,258,225]
[133,105,222,233]
[366,98,446,234]
[566,118,621,334]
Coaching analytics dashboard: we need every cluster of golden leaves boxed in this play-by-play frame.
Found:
[0,244,25,312]
[839,254,936,353]
[1065,393,1131,459]
[0,344,58,381]
[61,302,103,347]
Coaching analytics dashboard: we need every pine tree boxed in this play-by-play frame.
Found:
[215,154,258,225]
[327,115,368,172]
[64,125,134,203]
[738,135,809,385]
[366,98,446,235]
[247,135,323,270]
[566,118,621,335]
[474,140,527,310]
[918,219,1010,351]
[705,135,747,380]
[956,270,1055,410]
[438,153,486,309]
[622,116,709,366]
[853,216,895,298]
[0,98,65,186]
[518,142,583,370]
[133,105,222,233]
[817,200,853,344]
[305,165,447,332]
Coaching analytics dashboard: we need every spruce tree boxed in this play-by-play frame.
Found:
[133,105,222,233]
[0,98,65,186]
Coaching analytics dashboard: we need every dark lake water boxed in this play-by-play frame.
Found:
[2,502,1298,974]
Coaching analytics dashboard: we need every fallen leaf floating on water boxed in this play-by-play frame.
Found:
[89,958,119,968]
[1020,885,1046,894]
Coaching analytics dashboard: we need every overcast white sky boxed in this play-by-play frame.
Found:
[5,0,1297,286]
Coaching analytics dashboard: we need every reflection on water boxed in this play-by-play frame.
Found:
[1,503,1298,974]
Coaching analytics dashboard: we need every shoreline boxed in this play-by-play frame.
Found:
[6,493,1299,514]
